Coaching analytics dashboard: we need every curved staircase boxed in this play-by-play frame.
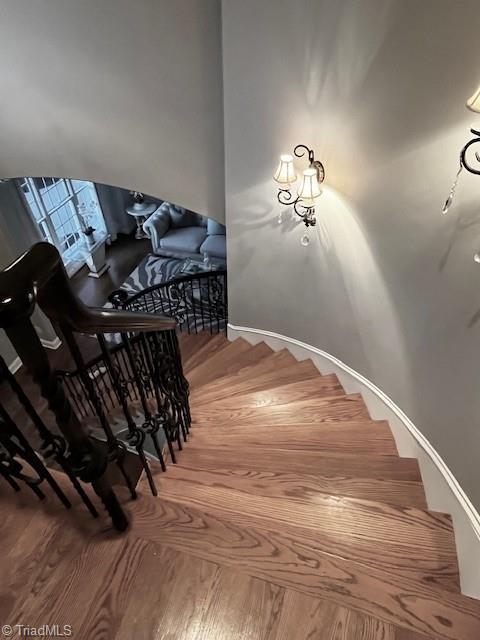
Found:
[127,332,480,640]
[3,332,480,639]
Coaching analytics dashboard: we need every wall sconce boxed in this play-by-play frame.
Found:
[274,145,325,229]
[443,86,480,214]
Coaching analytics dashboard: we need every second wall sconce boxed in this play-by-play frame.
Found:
[443,87,480,214]
[274,145,325,228]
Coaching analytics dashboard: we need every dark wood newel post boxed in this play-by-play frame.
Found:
[0,263,128,532]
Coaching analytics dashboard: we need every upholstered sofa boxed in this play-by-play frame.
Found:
[143,202,226,261]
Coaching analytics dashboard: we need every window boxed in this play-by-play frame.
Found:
[17,177,107,274]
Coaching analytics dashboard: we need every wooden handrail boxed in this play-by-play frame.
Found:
[0,242,176,333]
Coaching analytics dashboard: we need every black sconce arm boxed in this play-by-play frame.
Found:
[460,128,480,175]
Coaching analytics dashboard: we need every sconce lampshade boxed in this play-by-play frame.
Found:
[466,86,480,113]
[297,168,321,207]
[274,154,297,186]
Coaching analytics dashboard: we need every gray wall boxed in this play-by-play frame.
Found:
[223,0,480,509]
[0,0,225,222]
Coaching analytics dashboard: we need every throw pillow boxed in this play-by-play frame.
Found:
[207,218,226,236]
[169,204,199,228]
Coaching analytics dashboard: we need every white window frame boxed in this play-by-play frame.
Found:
[17,177,107,276]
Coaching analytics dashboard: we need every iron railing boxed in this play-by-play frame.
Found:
[109,269,227,334]
[56,328,190,492]
[0,355,98,517]
[0,242,192,531]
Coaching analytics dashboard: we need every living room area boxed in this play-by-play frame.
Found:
[0,176,227,316]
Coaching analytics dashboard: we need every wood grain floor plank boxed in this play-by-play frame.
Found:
[187,340,271,388]
[189,350,307,395]
[188,420,398,455]
[150,477,459,588]
[178,445,422,481]
[115,540,222,640]
[192,394,371,425]
[117,538,402,640]
[183,333,230,373]
[130,497,480,640]
[159,463,429,512]
[191,376,345,407]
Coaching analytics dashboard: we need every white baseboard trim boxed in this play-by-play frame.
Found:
[7,337,61,373]
[8,356,22,374]
[41,337,62,350]
[228,323,480,599]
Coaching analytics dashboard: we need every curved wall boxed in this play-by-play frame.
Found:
[222,0,480,509]
[0,0,225,221]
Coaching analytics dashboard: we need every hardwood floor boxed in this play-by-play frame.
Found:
[71,232,150,307]
[1,332,480,639]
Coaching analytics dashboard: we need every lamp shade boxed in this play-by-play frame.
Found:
[297,168,321,206]
[274,154,297,186]
[466,86,480,113]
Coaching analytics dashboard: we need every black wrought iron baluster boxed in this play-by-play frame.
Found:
[0,440,45,501]
[223,272,228,333]
[62,374,85,419]
[197,277,205,331]
[216,277,221,334]
[166,329,191,433]
[60,328,137,501]
[2,316,127,531]
[76,373,97,416]
[0,358,98,517]
[97,334,159,495]
[118,345,138,401]
[0,401,72,507]
[150,330,190,442]
[121,332,167,474]
[190,280,197,334]
[132,336,154,398]
[139,332,178,464]
[0,460,21,492]
[95,360,116,410]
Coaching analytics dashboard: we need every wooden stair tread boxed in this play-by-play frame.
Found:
[178,445,422,481]
[167,464,428,509]
[190,349,309,394]
[178,331,214,362]
[114,539,414,640]
[5,505,431,640]
[192,394,371,424]
[183,333,230,373]
[186,340,272,387]
[148,473,459,589]
[188,420,398,454]
[192,375,345,407]
[130,497,480,640]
